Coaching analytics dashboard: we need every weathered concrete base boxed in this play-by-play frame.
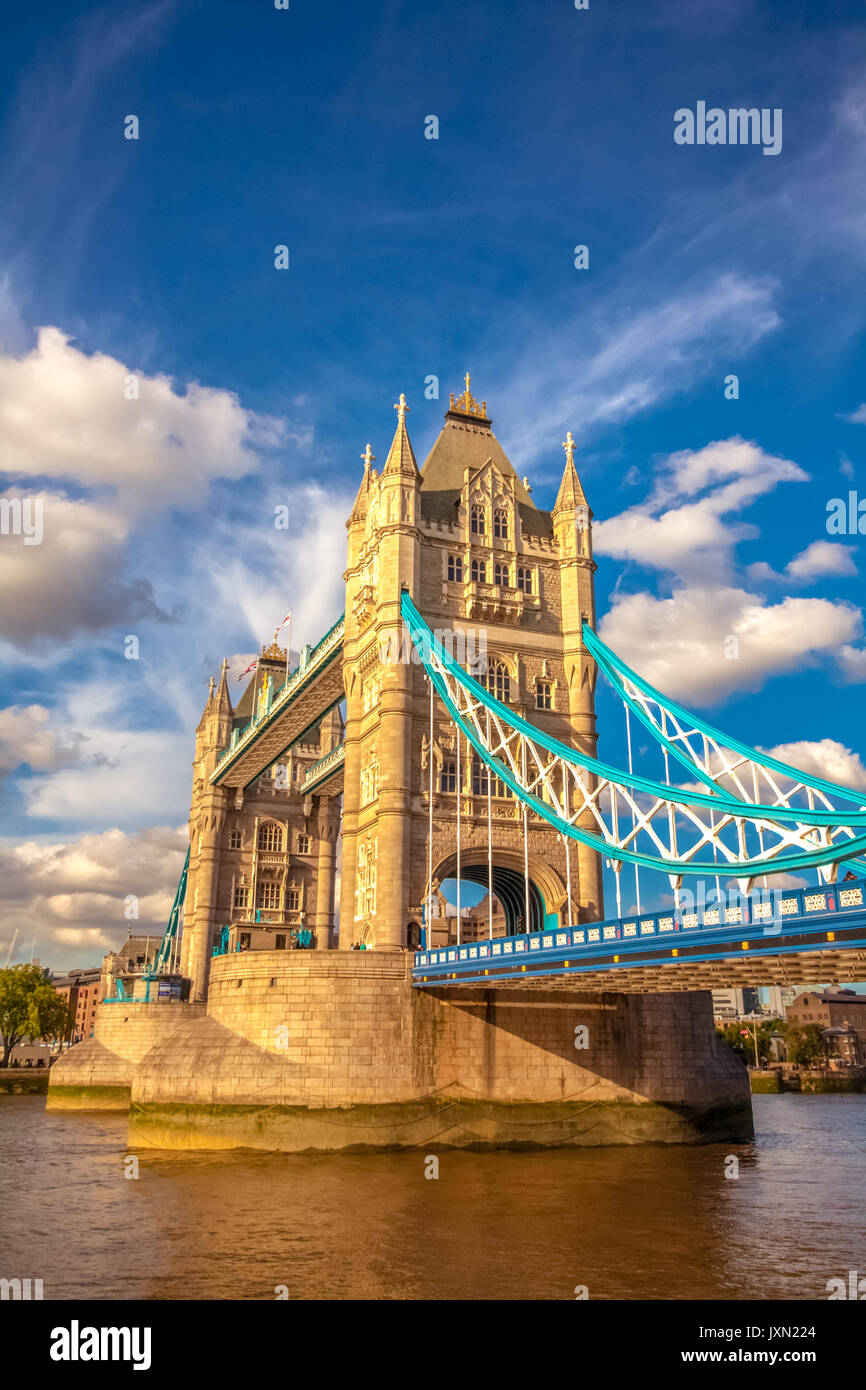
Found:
[0,1070,50,1095]
[48,951,753,1148]
[128,1096,752,1152]
[46,1003,206,1111]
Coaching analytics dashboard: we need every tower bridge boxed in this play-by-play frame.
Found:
[49,378,866,1151]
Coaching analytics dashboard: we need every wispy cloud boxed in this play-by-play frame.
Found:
[0,2,175,291]
[484,273,780,469]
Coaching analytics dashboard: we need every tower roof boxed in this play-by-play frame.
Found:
[348,443,376,523]
[196,676,215,734]
[381,394,419,477]
[213,658,233,719]
[553,432,591,516]
[234,644,288,723]
[419,378,551,538]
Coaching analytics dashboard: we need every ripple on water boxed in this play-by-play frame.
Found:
[1,1094,863,1300]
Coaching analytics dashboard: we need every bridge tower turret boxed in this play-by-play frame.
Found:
[552,433,603,918]
[340,396,422,949]
[182,661,233,999]
[340,380,604,949]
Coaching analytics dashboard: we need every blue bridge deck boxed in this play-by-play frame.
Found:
[412,878,866,991]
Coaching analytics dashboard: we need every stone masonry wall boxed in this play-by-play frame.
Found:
[124,951,751,1150]
[46,1001,206,1109]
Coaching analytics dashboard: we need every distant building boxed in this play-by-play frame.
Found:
[51,967,102,1046]
[762,985,798,1017]
[429,891,509,947]
[820,1024,864,1066]
[101,934,164,1001]
[786,988,866,1039]
[712,988,760,1021]
[460,894,509,943]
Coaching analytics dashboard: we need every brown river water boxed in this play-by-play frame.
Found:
[0,1094,863,1300]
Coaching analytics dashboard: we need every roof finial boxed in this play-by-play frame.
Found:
[394,393,410,424]
[448,373,488,419]
[361,443,375,472]
[563,431,576,466]
[208,675,215,699]
[220,657,228,677]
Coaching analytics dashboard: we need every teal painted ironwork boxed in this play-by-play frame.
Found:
[400,592,866,877]
[582,621,866,809]
[212,614,345,780]
[150,845,190,975]
[402,595,865,829]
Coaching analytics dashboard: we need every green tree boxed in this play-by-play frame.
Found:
[0,964,72,1067]
[717,1018,784,1065]
[782,1022,826,1066]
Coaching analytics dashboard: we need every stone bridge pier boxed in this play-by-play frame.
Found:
[51,951,754,1151]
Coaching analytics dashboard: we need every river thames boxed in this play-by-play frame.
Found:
[1,1094,863,1301]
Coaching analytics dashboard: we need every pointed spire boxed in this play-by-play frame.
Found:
[349,443,376,523]
[196,674,216,734]
[382,393,419,476]
[213,657,233,717]
[554,431,590,515]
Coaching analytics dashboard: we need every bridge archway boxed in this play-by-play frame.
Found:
[432,849,564,937]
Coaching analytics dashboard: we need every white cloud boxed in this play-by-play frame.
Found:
[0,327,285,514]
[0,824,186,968]
[0,475,353,836]
[593,437,806,578]
[761,739,866,792]
[0,704,86,779]
[0,327,309,648]
[841,403,866,424]
[598,585,862,704]
[785,540,858,581]
[749,539,858,585]
[838,644,866,683]
[190,482,352,663]
[494,274,780,464]
[0,489,167,645]
[21,725,192,830]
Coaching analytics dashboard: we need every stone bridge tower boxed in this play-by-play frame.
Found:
[340,379,603,951]
[180,645,342,1000]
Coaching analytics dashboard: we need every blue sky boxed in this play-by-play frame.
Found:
[1,0,866,968]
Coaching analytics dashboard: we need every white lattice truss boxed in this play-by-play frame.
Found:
[424,644,866,891]
[588,650,866,883]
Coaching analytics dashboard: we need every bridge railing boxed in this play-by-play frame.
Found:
[301,741,345,793]
[413,877,866,974]
[214,614,345,771]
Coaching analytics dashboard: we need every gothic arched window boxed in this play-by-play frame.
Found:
[470,558,487,584]
[483,660,511,703]
[536,681,552,710]
[472,759,510,798]
[517,566,533,594]
[447,553,464,582]
[493,508,508,540]
[257,821,284,852]
[257,879,280,910]
[470,505,486,536]
[493,561,509,587]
